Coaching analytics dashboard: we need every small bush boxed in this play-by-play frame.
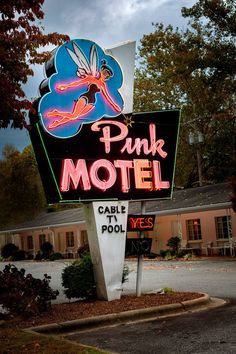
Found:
[12,250,26,261]
[183,253,192,260]
[167,236,181,255]
[62,253,96,300]
[27,253,34,260]
[160,249,176,259]
[163,287,174,294]
[40,241,53,259]
[49,252,64,261]
[35,251,42,260]
[160,250,168,258]
[0,264,59,317]
[148,252,158,259]
[1,243,19,259]
[62,254,130,300]
[164,251,176,260]
[178,249,189,258]
[160,250,176,261]
[77,244,90,258]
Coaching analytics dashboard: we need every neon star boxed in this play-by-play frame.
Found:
[124,116,135,127]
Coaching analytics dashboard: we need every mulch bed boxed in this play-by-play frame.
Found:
[3,292,203,329]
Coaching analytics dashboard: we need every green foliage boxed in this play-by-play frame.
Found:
[160,250,176,260]
[148,252,158,259]
[12,250,26,261]
[231,176,236,213]
[0,145,46,227]
[62,254,96,300]
[167,236,181,255]
[134,0,236,186]
[0,264,59,317]
[160,250,168,258]
[181,0,236,37]
[183,253,193,260]
[1,243,19,259]
[178,249,190,258]
[40,241,53,259]
[49,252,64,261]
[77,244,90,258]
[62,254,130,300]
[163,287,174,294]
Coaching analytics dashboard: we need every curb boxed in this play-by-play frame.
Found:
[26,293,213,334]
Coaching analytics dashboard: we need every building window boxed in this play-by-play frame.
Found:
[27,235,33,250]
[215,216,232,239]
[39,234,46,248]
[81,230,88,245]
[186,219,202,240]
[66,232,75,247]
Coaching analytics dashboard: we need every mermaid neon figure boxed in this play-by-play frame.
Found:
[46,42,122,129]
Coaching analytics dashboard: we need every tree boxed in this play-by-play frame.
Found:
[182,0,236,37]
[134,0,236,187]
[0,0,69,129]
[0,144,46,226]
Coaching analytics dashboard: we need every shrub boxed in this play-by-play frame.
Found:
[148,252,158,259]
[35,251,42,260]
[160,250,176,260]
[163,287,174,294]
[62,253,130,300]
[49,252,64,261]
[12,250,26,261]
[0,264,59,317]
[166,236,181,255]
[183,253,192,260]
[40,241,53,259]
[160,250,168,258]
[77,244,90,258]
[164,251,175,260]
[62,253,96,300]
[178,249,189,258]
[1,243,19,259]
[27,253,34,260]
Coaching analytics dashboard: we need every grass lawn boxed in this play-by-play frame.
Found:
[0,326,107,354]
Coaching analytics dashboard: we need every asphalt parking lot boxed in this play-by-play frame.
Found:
[1,258,236,303]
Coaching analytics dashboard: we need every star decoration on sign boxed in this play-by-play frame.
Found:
[123,115,135,127]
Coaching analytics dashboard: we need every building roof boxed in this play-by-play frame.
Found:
[140,182,232,216]
[0,208,85,234]
[0,183,233,234]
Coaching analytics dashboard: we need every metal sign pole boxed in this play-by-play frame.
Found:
[136,200,146,296]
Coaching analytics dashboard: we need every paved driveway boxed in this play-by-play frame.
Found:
[66,300,236,354]
[1,259,236,303]
[124,259,236,299]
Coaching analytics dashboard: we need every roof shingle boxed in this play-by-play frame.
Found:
[0,183,232,233]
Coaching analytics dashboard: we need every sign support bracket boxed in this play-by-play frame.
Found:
[136,200,146,296]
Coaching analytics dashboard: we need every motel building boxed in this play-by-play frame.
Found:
[0,182,235,259]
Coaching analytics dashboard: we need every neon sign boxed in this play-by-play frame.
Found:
[59,119,171,194]
[127,215,155,231]
[29,39,180,203]
[29,110,180,203]
[38,39,124,139]
[125,238,152,256]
